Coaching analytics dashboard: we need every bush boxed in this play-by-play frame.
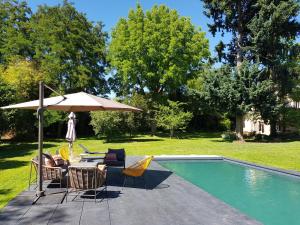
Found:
[221,132,236,142]
[219,116,231,131]
[155,100,193,138]
[90,111,123,140]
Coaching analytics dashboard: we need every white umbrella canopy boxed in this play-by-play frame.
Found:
[1,92,142,112]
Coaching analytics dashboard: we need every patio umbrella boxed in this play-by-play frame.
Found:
[65,112,76,159]
[1,82,141,202]
[1,91,142,112]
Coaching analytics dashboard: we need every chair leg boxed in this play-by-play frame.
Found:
[65,175,69,203]
[28,162,33,190]
[122,175,127,189]
[144,174,147,190]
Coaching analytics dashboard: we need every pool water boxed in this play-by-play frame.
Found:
[159,160,300,225]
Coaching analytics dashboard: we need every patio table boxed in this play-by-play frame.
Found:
[70,161,100,168]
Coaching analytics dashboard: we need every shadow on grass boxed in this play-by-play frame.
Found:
[245,138,300,143]
[210,140,234,143]
[105,138,163,143]
[0,189,12,195]
[0,160,28,170]
[155,131,222,139]
[211,138,300,143]
[0,143,56,159]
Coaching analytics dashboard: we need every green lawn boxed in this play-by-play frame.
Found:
[1,132,300,209]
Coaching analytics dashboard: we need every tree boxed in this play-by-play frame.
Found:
[108,4,210,101]
[0,0,32,64]
[30,1,108,94]
[123,93,150,135]
[1,57,42,100]
[202,62,276,135]
[155,100,193,137]
[0,77,15,136]
[247,0,300,135]
[90,111,123,140]
[202,0,258,140]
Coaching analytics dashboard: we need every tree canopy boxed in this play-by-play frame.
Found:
[108,4,210,101]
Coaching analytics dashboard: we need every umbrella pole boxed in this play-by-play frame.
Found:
[69,142,73,160]
[34,81,45,202]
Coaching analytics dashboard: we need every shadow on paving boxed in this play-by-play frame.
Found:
[107,167,172,190]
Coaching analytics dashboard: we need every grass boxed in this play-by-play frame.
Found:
[1,132,300,209]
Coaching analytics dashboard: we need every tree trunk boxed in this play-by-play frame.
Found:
[270,119,277,137]
[235,2,244,142]
[170,128,174,138]
[150,121,156,136]
[235,114,244,141]
[236,1,243,70]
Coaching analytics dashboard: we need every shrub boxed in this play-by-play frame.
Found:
[221,132,236,142]
[155,100,193,138]
[90,111,123,140]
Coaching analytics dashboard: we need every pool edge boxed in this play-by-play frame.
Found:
[154,155,300,178]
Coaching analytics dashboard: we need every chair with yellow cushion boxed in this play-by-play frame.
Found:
[122,156,154,189]
[59,145,70,165]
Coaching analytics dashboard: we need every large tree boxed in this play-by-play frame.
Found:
[108,4,210,101]
[247,0,300,135]
[202,0,258,140]
[30,1,108,94]
[202,62,276,131]
[0,0,32,64]
[202,0,300,139]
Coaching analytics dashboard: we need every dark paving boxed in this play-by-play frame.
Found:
[0,157,262,225]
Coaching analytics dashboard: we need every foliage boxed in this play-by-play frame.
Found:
[203,0,257,65]
[30,1,108,94]
[1,57,42,100]
[155,100,193,137]
[284,108,300,134]
[108,4,210,101]
[221,132,236,142]
[203,0,300,138]
[43,111,67,128]
[0,79,15,136]
[0,0,32,64]
[202,62,274,115]
[219,115,231,131]
[90,111,123,140]
[123,93,150,134]
[247,0,300,135]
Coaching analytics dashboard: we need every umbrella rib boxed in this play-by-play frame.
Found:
[44,97,67,109]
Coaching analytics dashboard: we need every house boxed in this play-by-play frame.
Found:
[243,100,300,136]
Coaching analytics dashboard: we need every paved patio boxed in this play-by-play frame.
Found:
[0,157,261,225]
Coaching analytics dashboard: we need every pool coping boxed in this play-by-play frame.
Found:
[154,155,300,178]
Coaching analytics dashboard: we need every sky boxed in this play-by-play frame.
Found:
[26,0,231,55]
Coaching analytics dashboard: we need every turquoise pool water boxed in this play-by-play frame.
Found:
[159,160,300,225]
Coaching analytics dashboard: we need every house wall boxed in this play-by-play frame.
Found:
[244,119,270,135]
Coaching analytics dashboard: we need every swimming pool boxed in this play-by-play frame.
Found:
[158,159,300,225]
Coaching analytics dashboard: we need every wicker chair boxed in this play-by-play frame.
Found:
[28,159,65,189]
[66,165,106,202]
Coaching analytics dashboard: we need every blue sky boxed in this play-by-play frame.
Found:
[26,0,231,56]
